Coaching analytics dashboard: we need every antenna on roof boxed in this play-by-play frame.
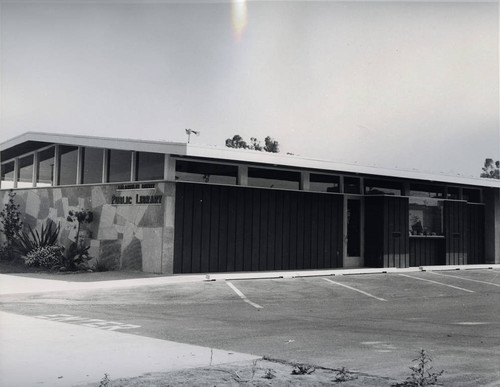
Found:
[185,128,200,143]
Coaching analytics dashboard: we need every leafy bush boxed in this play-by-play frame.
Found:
[24,245,64,268]
[13,222,61,256]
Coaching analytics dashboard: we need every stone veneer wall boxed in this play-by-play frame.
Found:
[0,182,176,273]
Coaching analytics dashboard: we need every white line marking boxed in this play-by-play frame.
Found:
[322,278,387,301]
[428,271,500,287]
[454,322,490,326]
[398,274,475,293]
[33,314,141,330]
[226,282,263,309]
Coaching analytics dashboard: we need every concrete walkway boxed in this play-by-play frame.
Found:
[0,310,259,387]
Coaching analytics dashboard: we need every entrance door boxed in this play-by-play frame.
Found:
[344,197,364,267]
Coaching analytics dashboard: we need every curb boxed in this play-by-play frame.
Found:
[1,264,499,295]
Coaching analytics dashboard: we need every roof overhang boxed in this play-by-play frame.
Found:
[1,132,499,189]
[0,132,187,159]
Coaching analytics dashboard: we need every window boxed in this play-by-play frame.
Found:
[1,161,15,189]
[17,155,34,188]
[310,173,340,193]
[82,147,104,184]
[58,146,78,186]
[37,147,55,187]
[409,183,445,198]
[409,197,443,236]
[176,160,237,184]
[344,176,361,194]
[463,188,481,203]
[136,152,164,181]
[447,187,460,200]
[107,150,132,183]
[365,179,402,195]
[248,167,300,190]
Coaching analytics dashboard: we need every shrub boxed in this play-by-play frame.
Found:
[0,243,16,261]
[24,245,64,268]
[93,257,114,272]
[60,209,94,271]
[0,191,23,250]
[58,242,92,271]
[13,221,61,256]
[67,209,93,243]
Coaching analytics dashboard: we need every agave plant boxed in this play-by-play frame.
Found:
[13,221,61,255]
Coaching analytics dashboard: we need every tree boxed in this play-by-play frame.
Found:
[480,158,500,179]
[264,136,279,153]
[225,135,248,149]
[225,134,279,153]
[249,137,262,151]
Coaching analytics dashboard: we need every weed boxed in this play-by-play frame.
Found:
[263,368,276,379]
[291,364,315,375]
[250,358,259,380]
[333,367,357,383]
[393,349,444,386]
[99,373,111,387]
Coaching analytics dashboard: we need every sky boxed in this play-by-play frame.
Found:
[1,0,499,179]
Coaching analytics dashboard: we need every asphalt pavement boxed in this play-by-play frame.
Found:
[1,265,500,386]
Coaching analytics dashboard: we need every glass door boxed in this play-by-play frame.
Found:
[344,197,364,267]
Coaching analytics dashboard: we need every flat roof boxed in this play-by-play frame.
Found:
[1,131,499,189]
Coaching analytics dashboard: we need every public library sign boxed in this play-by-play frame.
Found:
[111,183,163,205]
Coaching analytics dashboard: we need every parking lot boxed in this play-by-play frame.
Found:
[1,268,499,385]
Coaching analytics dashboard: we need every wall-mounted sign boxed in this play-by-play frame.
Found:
[111,193,163,205]
[117,183,156,190]
[112,183,162,205]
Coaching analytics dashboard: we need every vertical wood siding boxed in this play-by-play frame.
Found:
[365,196,409,268]
[467,204,485,264]
[174,183,344,273]
[444,201,467,265]
[409,238,445,266]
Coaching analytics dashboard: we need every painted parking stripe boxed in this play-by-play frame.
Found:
[322,278,387,301]
[428,271,500,288]
[398,274,475,293]
[226,281,263,309]
[34,314,141,330]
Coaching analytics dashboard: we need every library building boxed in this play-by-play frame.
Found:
[1,132,499,274]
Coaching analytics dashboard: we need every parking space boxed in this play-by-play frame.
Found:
[217,269,500,385]
[1,268,499,385]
